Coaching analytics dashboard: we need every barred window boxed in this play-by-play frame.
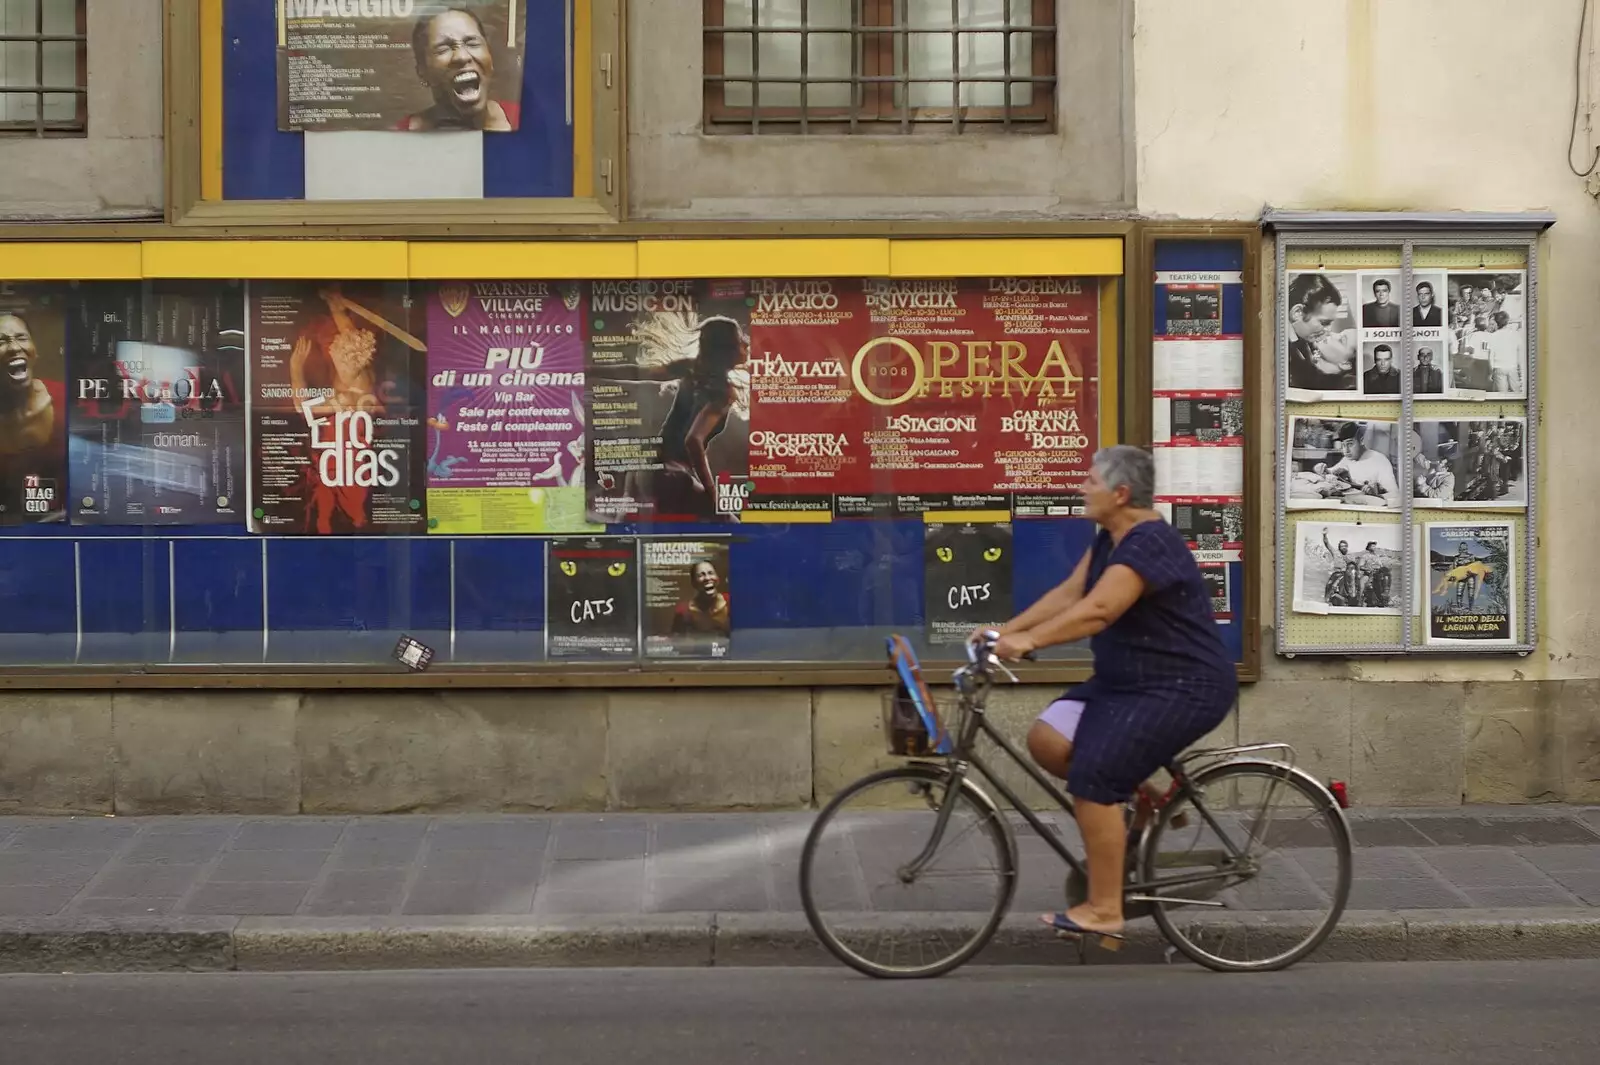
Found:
[0,0,86,136]
[704,0,1056,134]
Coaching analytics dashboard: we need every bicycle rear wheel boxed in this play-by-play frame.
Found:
[1141,760,1352,973]
[799,764,1017,979]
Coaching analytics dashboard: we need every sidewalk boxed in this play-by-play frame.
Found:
[2,806,1599,972]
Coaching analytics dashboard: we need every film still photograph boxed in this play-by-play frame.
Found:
[1284,270,1359,396]
[1447,272,1527,398]
[1359,341,1402,397]
[1292,520,1403,616]
[1411,341,1447,396]
[1410,271,1448,332]
[1286,416,1402,512]
[1357,271,1403,332]
[1413,419,1527,508]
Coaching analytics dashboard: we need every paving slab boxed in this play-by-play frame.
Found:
[0,807,1594,970]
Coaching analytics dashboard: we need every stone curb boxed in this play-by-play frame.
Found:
[0,910,1597,974]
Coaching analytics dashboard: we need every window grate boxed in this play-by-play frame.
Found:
[704,0,1056,135]
[0,0,88,137]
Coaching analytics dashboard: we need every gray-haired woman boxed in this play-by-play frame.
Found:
[987,445,1237,947]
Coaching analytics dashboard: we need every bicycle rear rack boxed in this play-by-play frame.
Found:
[1177,742,1298,778]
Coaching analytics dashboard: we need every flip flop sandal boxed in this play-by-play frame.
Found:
[1041,912,1126,951]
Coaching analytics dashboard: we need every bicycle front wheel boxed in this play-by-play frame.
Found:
[799,764,1017,979]
[1142,760,1352,973]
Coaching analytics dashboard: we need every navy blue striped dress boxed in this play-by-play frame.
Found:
[1063,520,1238,805]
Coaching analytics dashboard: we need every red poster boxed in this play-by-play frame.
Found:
[746,279,870,495]
[746,277,1099,501]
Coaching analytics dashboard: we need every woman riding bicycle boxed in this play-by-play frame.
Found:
[988,445,1237,945]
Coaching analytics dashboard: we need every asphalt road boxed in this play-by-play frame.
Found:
[1,962,1597,1063]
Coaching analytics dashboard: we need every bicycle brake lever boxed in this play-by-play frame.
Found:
[988,656,1021,684]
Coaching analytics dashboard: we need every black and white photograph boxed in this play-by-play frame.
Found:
[1425,521,1516,645]
[1292,520,1403,615]
[1413,419,1526,508]
[1286,416,1402,512]
[1284,270,1358,396]
[1357,271,1403,332]
[1410,271,1447,332]
[1360,341,1403,397]
[1447,271,1527,397]
[1412,341,1447,396]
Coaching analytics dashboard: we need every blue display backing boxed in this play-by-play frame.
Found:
[1152,238,1249,666]
[222,0,576,201]
[0,517,1101,667]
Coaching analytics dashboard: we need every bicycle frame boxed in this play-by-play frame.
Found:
[902,666,1285,903]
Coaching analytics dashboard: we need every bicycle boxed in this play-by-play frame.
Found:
[798,631,1353,978]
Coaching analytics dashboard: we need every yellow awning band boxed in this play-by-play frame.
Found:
[0,239,1126,282]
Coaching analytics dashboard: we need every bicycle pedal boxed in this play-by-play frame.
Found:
[1097,935,1124,953]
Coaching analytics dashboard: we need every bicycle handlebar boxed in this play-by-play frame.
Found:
[958,629,1034,687]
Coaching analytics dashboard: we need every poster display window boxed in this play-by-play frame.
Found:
[0,266,1141,678]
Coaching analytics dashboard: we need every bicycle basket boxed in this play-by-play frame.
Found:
[881,635,955,757]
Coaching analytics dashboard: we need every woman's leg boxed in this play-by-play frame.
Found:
[1049,698,1231,937]
[1070,798,1128,931]
[1026,721,1073,780]
[1028,700,1084,780]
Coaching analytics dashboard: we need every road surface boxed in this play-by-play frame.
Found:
[2,961,1596,1063]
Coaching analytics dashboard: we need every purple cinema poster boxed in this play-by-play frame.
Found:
[425,281,595,533]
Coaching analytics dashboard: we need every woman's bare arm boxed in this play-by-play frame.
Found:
[992,550,1092,637]
[999,564,1146,657]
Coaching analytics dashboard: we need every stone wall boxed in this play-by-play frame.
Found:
[2,680,1594,815]
[0,0,163,219]
[624,0,1133,219]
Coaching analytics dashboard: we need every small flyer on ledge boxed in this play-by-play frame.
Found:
[641,540,732,660]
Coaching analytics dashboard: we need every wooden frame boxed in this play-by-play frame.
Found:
[0,0,88,137]
[162,0,627,228]
[1130,221,1264,682]
[702,0,1056,133]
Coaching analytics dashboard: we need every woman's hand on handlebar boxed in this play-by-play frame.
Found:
[994,631,1038,663]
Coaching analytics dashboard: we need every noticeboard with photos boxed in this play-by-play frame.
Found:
[1270,217,1545,657]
